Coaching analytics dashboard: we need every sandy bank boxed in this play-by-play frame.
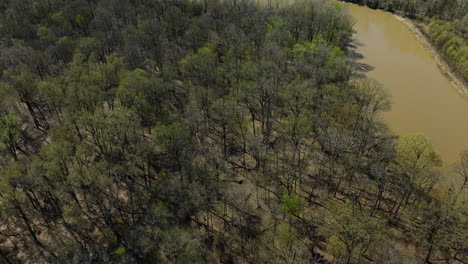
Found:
[393,15,468,99]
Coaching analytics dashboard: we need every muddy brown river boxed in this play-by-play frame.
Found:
[346,3,468,165]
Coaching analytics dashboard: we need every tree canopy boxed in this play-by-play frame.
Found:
[0,0,466,263]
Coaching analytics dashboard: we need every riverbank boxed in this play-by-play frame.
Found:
[392,15,468,99]
[346,2,468,164]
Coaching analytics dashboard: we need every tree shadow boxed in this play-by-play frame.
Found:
[347,38,375,78]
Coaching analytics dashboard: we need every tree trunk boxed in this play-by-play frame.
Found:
[24,101,41,130]
[424,228,436,264]
[371,186,383,216]
[16,203,46,250]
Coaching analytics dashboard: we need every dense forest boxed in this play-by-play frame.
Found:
[427,18,468,81]
[0,0,466,263]
[343,0,468,83]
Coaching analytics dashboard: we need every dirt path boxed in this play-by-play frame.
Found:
[393,15,468,99]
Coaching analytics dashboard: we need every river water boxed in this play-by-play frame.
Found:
[346,3,468,165]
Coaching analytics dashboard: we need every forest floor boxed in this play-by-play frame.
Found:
[393,15,468,99]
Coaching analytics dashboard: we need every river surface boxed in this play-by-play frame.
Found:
[346,3,468,165]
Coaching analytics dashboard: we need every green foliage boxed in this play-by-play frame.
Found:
[292,36,322,58]
[36,25,49,38]
[277,221,298,246]
[409,192,468,263]
[180,46,218,87]
[0,115,20,160]
[322,201,387,264]
[75,14,86,26]
[117,68,166,127]
[56,37,75,61]
[281,194,302,216]
[0,115,19,145]
[394,133,442,175]
[114,247,126,256]
[51,12,65,25]
[427,18,468,81]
